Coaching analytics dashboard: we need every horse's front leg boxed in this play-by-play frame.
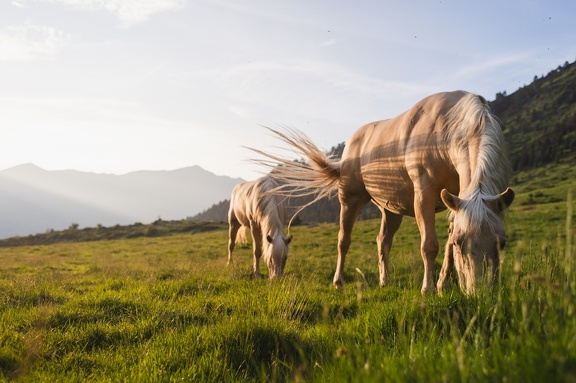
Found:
[414,189,439,294]
[437,238,454,295]
[250,224,263,278]
[377,208,403,287]
[491,251,500,287]
[227,220,241,265]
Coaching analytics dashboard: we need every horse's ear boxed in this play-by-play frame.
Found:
[497,187,515,212]
[267,235,273,244]
[285,236,293,245]
[441,189,461,212]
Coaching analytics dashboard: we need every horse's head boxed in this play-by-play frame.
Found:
[441,187,515,294]
[264,233,292,279]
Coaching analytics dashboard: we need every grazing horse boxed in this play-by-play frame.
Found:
[228,176,292,279]
[252,91,514,294]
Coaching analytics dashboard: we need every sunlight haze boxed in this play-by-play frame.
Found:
[1,0,574,180]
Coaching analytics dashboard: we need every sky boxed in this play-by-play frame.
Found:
[0,0,575,181]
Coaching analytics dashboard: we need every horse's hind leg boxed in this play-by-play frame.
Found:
[412,184,441,294]
[227,220,241,265]
[333,197,367,289]
[377,209,403,287]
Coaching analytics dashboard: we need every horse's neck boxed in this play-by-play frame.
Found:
[454,137,482,198]
[454,139,507,199]
[258,195,284,237]
[261,211,283,237]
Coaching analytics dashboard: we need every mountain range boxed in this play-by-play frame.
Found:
[0,164,243,239]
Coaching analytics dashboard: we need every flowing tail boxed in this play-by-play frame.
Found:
[248,127,342,225]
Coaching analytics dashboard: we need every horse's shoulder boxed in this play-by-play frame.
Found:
[233,180,252,196]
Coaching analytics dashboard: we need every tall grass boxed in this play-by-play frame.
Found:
[0,196,575,382]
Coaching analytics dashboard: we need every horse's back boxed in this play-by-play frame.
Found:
[345,91,467,158]
[229,177,282,224]
[229,181,253,224]
[340,91,469,215]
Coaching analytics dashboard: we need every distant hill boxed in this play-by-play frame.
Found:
[0,219,228,247]
[0,164,243,239]
[194,58,576,225]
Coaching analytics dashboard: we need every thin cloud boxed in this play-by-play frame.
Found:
[229,106,254,119]
[453,52,533,79]
[321,38,337,47]
[207,59,428,104]
[23,0,187,26]
[0,22,72,61]
[189,58,434,131]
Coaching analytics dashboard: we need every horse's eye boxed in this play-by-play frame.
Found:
[454,236,465,247]
[498,238,507,250]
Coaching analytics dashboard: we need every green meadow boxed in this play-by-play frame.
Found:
[1,165,575,382]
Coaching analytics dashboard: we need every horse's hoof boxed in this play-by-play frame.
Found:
[420,286,437,296]
[333,279,344,289]
[437,284,445,296]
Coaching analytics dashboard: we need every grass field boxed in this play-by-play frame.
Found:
[1,180,575,381]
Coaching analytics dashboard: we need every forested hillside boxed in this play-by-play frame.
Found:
[491,59,576,170]
[192,59,576,225]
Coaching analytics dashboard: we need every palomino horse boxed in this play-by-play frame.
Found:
[228,176,292,279]
[253,91,514,294]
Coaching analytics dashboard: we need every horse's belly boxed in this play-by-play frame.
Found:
[359,160,413,215]
[364,180,415,216]
[369,192,413,216]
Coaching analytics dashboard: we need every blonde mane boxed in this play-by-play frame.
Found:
[444,93,511,234]
[256,176,286,237]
